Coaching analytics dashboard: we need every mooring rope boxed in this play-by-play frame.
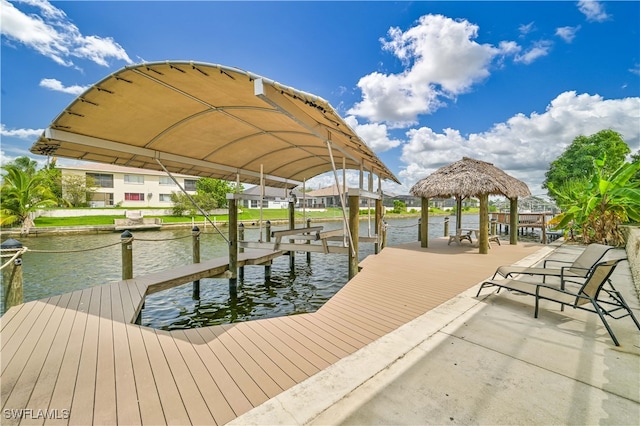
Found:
[135,233,193,242]
[24,238,133,254]
[0,247,28,270]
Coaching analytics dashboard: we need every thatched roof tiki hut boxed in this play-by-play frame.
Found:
[410,157,531,254]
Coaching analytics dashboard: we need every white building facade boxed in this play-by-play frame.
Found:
[60,164,198,208]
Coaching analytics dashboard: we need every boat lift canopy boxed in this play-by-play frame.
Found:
[30,61,399,189]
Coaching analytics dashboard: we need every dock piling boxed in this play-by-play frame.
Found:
[121,230,133,280]
[306,218,312,263]
[265,221,272,281]
[444,217,450,237]
[228,197,238,297]
[288,199,295,272]
[239,223,245,281]
[192,226,200,300]
[1,238,24,311]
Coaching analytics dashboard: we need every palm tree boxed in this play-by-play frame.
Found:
[1,165,58,235]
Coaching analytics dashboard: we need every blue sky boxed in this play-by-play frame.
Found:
[1,0,639,196]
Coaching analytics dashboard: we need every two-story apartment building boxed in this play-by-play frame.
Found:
[60,163,198,208]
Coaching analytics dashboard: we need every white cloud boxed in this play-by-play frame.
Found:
[0,123,43,139]
[347,14,552,128]
[348,14,501,127]
[0,0,132,67]
[514,40,552,64]
[577,0,610,22]
[630,64,640,76]
[555,26,580,43]
[39,78,89,95]
[344,116,401,153]
[398,92,640,194]
[518,22,536,37]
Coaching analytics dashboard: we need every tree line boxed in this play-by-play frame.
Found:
[2,129,639,244]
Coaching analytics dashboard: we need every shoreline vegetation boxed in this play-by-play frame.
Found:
[0,207,479,238]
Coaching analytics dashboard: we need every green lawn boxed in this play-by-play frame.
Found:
[29,207,451,228]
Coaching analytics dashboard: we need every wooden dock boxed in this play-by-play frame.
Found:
[0,239,545,425]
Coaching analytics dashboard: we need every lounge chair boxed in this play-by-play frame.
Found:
[491,243,613,285]
[477,258,640,346]
[448,228,473,245]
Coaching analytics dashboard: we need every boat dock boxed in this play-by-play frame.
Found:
[0,239,550,425]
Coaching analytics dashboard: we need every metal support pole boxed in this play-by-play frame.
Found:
[192,226,201,300]
[121,230,133,280]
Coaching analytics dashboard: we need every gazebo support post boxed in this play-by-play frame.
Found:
[510,197,518,245]
[456,196,463,231]
[420,197,429,248]
[375,197,383,254]
[479,193,489,254]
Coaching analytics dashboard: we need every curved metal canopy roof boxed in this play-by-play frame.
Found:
[31,61,399,188]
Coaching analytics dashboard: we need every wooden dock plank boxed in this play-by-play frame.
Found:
[196,326,270,407]
[93,285,117,425]
[299,311,373,346]
[181,327,254,416]
[68,287,102,426]
[207,324,284,398]
[0,302,27,332]
[21,290,82,426]
[138,328,191,425]
[1,297,61,408]
[288,314,364,352]
[251,320,332,370]
[170,330,237,426]
[218,323,298,391]
[124,326,166,425]
[1,293,71,426]
[269,315,353,359]
[315,303,395,337]
[1,299,50,372]
[109,283,142,426]
[155,330,216,425]
[44,289,92,426]
[230,323,310,383]
[322,293,412,326]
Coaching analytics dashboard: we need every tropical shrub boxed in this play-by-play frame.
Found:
[548,156,640,246]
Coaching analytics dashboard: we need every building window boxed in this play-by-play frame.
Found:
[90,192,114,207]
[159,194,172,202]
[86,173,113,188]
[184,179,197,191]
[124,174,144,184]
[125,193,145,201]
[159,176,175,186]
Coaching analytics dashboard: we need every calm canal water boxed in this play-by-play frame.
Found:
[2,215,481,329]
